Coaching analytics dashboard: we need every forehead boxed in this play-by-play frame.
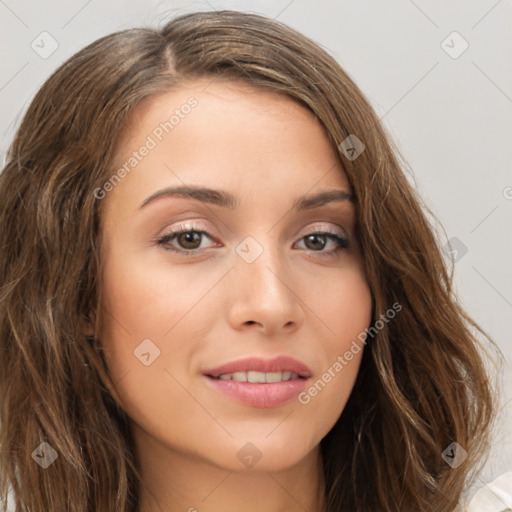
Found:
[106,79,351,211]
[118,78,317,137]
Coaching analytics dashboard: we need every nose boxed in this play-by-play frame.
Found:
[226,241,305,336]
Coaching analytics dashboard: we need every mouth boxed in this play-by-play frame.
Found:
[206,371,308,383]
[203,355,312,380]
[202,356,312,408]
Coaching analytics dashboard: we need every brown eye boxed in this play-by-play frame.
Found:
[296,231,350,254]
[156,227,215,254]
[303,234,328,251]
[176,231,203,250]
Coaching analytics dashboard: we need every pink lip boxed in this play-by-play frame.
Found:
[203,356,312,378]
[202,356,312,408]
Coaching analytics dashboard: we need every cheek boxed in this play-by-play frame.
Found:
[97,250,225,411]
[99,246,223,347]
[306,260,373,342]
[295,265,372,432]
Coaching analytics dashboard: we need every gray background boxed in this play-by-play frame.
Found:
[1,0,510,506]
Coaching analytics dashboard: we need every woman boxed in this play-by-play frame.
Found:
[0,10,498,512]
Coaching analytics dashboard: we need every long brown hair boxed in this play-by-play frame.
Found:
[0,10,498,511]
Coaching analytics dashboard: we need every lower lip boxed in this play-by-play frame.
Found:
[203,375,309,408]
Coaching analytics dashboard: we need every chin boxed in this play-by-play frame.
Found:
[202,435,319,473]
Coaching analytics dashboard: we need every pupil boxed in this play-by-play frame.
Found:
[305,234,326,250]
[178,231,201,249]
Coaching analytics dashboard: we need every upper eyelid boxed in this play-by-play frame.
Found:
[159,222,349,248]
[162,220,348,237]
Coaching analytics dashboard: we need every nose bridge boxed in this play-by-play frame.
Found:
[228,232,303,332]
[235,233,285,293]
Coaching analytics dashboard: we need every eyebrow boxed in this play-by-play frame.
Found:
[138,185,354,211]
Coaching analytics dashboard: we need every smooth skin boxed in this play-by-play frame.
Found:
[97,78,373,512]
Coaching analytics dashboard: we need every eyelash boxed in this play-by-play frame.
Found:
[155,223,351,258]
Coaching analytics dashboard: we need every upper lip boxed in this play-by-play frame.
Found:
[203,356,312,378]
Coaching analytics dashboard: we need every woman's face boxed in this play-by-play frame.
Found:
[98,79,372,472]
